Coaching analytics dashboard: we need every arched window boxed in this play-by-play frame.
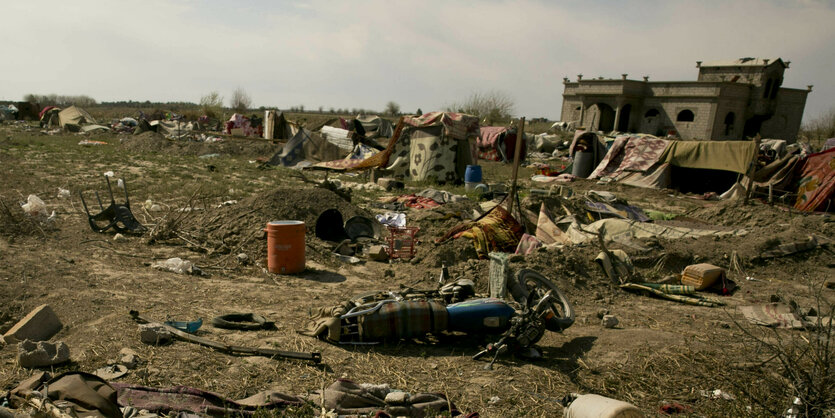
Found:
[724,112,735,135]
[644,109,659,118]
[676,109,694,122]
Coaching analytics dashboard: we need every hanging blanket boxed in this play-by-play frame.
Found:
[478,126,508,161]
[794,147,835,211]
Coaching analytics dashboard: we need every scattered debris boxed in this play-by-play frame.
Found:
[139,323,173,345]
[3,304,63,344]
[80,175,146,234]
[152,257,205,276]
[601,315,619,329]
[561,393,644,417]
[17,340,70,368]
[94,364,128,380]
[699,389,736,401]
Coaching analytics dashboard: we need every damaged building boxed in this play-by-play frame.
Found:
[560,58,811,141]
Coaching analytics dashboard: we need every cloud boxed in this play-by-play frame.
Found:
[0,0,832,121]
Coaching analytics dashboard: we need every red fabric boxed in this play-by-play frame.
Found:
[477,127,507,161]
[396,194,441,209]
[39,106,57,119]
[794,147,835,212]
[503,132,527,161]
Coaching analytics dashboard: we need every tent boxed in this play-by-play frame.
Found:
[477,126,526,162]
[354,115,394,139]
[311,112,480,182]
[268,128,351,167]
[58,106,99,131]
[794,147,835,212]
[262,110,298,140]
[588,136,758,191]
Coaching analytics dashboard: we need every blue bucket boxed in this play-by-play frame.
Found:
[464,165,482,183]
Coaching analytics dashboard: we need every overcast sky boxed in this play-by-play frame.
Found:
[1,0,833,122]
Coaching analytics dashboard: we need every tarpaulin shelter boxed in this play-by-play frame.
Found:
[311,112,480,183]
[354,115,394,139]
[58,106,98,131]
[794,147,835,212]
[589,136,758,191]
[268,128,350,167]
[477,126,526,162]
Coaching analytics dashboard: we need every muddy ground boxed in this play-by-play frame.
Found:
[0,123,833,417]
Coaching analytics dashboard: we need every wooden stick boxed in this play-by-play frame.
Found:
[129,310,321,363]
[507,117,525,216]
[743,135,761,205]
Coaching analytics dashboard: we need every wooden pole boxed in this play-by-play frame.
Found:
[507,117,525,216]
[743,135,761,205]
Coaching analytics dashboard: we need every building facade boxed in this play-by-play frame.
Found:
[560,58,810,141]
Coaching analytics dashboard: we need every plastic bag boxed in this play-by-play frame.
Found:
[21,194,47,217]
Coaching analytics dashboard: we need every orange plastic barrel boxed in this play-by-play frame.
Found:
[264,220,305,274]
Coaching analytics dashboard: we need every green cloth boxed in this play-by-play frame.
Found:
[656,140,757,175]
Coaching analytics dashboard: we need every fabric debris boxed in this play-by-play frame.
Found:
[620,283,724,307]
[739,303,805,329]
[794,147,835,211]
[442,205,524,258]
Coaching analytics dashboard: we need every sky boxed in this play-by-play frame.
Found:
[1,0,833,123]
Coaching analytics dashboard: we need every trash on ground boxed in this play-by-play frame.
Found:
[80,175,146,234]
[17,340,70,368]
[620,283,724,307]
[152,257,204,276]
[94,364,128,380]
[3,304,62,344]
[561,393,645,417]
[163,318,202,333]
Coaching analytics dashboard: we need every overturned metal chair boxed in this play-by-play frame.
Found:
[80,176,146,234]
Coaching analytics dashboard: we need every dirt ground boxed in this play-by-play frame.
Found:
[1,123,833,417]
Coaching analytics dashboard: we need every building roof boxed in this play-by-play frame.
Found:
[700,57,785,68]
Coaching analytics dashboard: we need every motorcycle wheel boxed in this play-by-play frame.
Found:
[510,269,575,332]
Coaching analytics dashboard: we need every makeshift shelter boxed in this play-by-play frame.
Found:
[58,106,99,132]
[354,115,394,139]
[477,126,526,162]
[225,114,261,137]
[794,147,835,212]
[262,110,298,140]
[587,135,758,191]
[267,128,350,167]
[311,112,479,182]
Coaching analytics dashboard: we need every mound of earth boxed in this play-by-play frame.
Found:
[181,184,372,264]
[121,131,282,158]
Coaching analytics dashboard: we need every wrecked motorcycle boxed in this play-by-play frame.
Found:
[316,268,574,366]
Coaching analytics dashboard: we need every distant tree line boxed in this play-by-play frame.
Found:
[23,94,97,107]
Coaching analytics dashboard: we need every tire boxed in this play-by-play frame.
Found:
[510,269,575,332]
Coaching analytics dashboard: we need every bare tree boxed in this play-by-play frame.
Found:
[230,88,252,113]
[199,91,224,118]
[385,101,401,116]
[801,106,835,150]
[447,90,515,124]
